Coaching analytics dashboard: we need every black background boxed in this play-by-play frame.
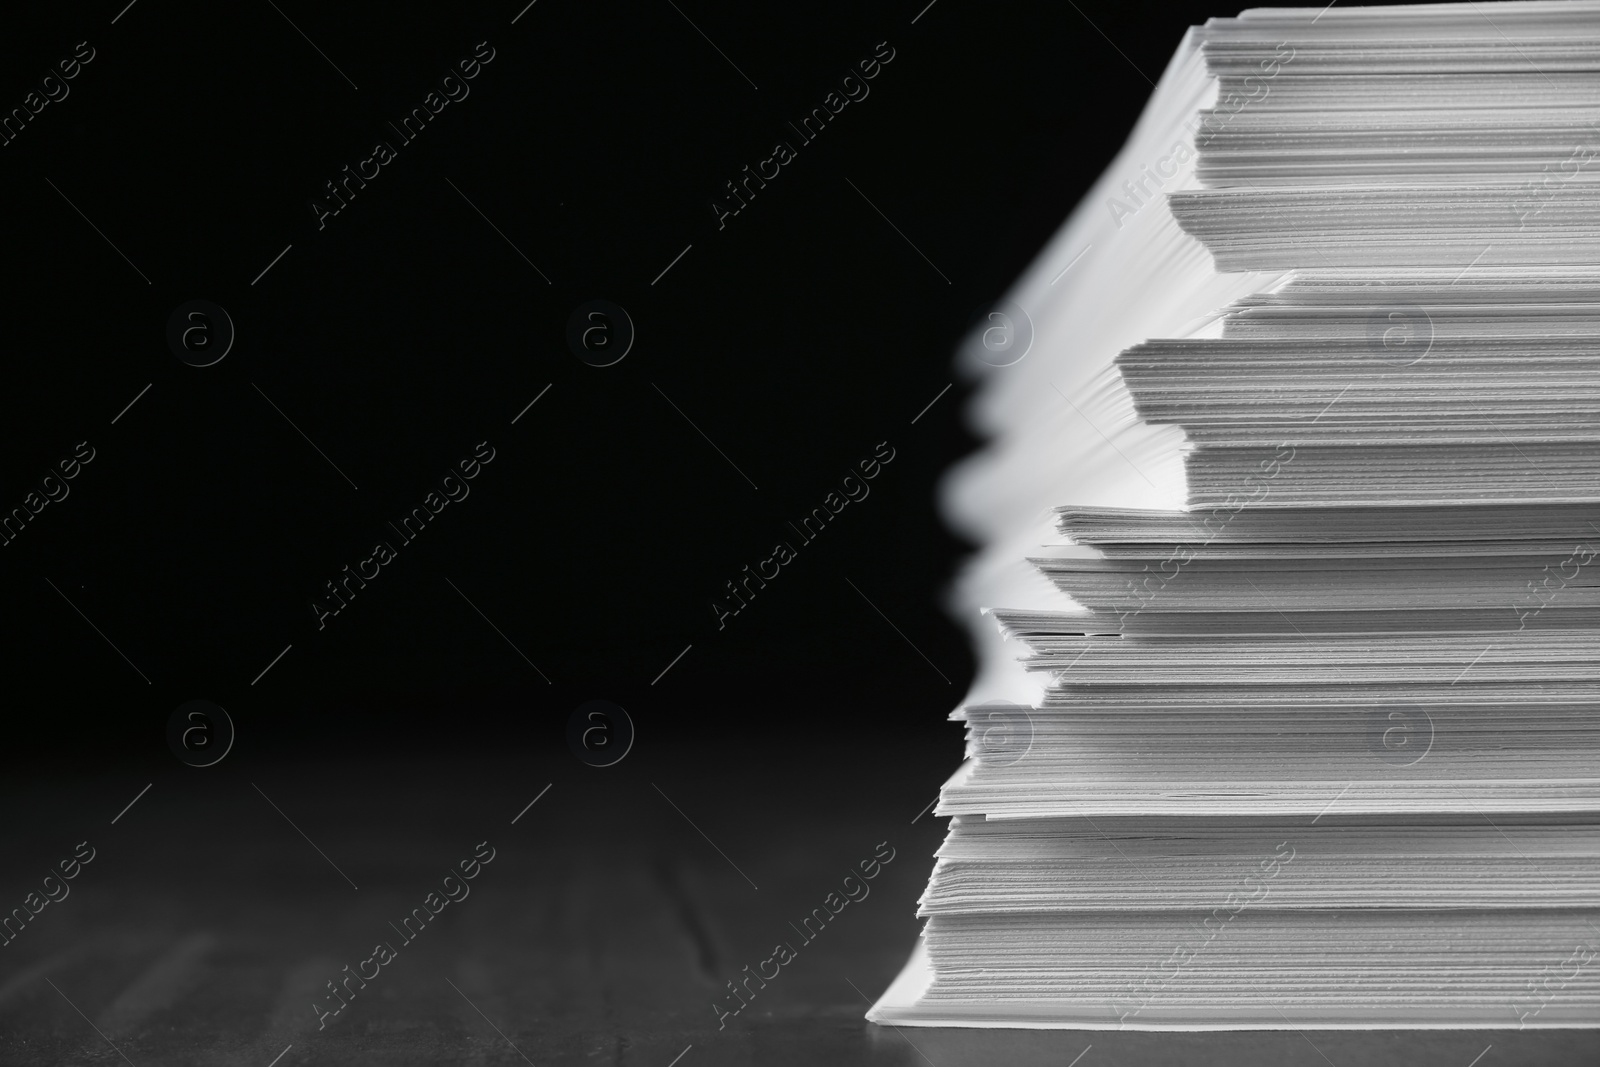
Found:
[0,0,1242,768]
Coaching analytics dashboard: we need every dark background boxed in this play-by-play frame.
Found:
[0,0,1218,767]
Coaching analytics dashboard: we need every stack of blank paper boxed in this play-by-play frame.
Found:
[874,1,1600,1030]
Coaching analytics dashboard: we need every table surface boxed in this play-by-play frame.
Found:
[1,744,1595,1067]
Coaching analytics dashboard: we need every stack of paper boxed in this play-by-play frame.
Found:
[874,1,1600,1030]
